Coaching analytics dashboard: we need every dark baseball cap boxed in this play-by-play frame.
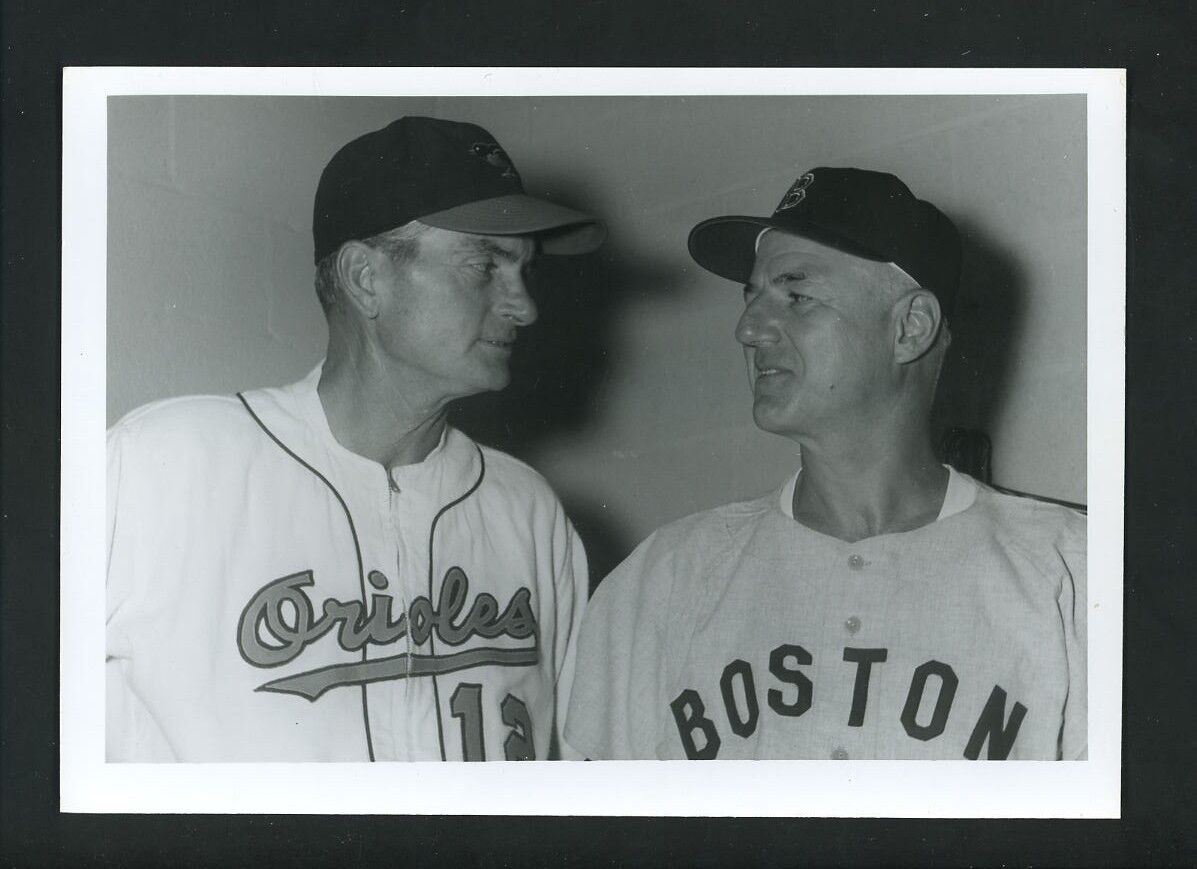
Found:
[313,116,606,263]
[687,167,961,315]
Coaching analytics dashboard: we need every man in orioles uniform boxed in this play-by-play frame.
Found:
[565,168,1085,760]
[106,116,605,761]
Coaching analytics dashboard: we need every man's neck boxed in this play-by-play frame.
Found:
[791,432,948,543]
[317,349,449,470]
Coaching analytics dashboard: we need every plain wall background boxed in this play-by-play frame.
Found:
[107,94,1087,579]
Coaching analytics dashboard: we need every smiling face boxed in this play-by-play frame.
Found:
[735,230,908,442]
[367,227,538,405]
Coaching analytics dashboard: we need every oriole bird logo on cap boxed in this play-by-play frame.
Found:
[470,142,519,180]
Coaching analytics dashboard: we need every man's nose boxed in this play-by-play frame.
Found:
[735,296,775,347]
[499,275,538,328]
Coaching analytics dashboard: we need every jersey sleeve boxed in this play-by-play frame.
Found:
[563,533,676,759]
[105,422,176,761]
[106,657,177,761]
[1056,515,1087,760]
[549,514,590,760]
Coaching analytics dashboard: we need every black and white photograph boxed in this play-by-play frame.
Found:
[61,68,1124,816]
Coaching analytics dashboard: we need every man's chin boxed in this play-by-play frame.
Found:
[477,366,511,393]
[751,400,801,438]
[445,366,510,400]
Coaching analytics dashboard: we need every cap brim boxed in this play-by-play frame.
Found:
[420,193,606,255]
[688,215,889,284]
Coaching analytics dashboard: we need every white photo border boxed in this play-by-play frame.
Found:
[61,67,1125,817]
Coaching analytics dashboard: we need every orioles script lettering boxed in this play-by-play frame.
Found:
[235,567,539,700]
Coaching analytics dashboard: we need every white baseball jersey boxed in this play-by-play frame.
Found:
[565,468,1086,760]
[107,363,587,762]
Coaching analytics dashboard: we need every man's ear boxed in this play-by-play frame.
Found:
[893,289,942,364]
[335,241,382,320]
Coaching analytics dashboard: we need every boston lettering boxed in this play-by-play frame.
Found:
[670,644,1029,760]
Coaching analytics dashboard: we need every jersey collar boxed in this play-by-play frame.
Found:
[778,464,978,523]
[244,361,483,504]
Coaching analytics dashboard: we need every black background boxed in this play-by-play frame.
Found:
[3,1,1195,866]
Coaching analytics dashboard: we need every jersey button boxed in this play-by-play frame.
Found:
[847,554,865,570]
[831,746,849,760]
[844,616,861,635]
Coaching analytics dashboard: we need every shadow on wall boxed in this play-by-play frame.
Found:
[450,233,678,589]
[931,216,1028,472]
[451,213,1030,589]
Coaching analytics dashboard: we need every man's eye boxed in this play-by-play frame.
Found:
[468,260,496,275]
[777,272,810,304]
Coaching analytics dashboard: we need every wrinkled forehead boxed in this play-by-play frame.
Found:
[751,228,916,290]
[424,226,537,264]
[751,229,872,277]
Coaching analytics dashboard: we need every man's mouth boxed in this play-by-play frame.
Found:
[754,363,789,378]
[482,337,516,351]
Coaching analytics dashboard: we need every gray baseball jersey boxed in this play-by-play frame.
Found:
[565,468,1086,760]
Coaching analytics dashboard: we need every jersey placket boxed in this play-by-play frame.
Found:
[347,468,394,762]
[376,469,409,761]
[385,465,442,761]
[827,540,884,760]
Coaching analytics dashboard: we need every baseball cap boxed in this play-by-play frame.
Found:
[313,116,606,263]
[687,167,961,315]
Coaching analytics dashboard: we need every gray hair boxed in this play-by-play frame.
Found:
[313,220,431,313]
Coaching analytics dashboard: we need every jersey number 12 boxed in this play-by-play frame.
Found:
[449,683,535,761]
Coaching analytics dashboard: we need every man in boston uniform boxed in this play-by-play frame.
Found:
[106,117,605,761]
[565,168,1085,760]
